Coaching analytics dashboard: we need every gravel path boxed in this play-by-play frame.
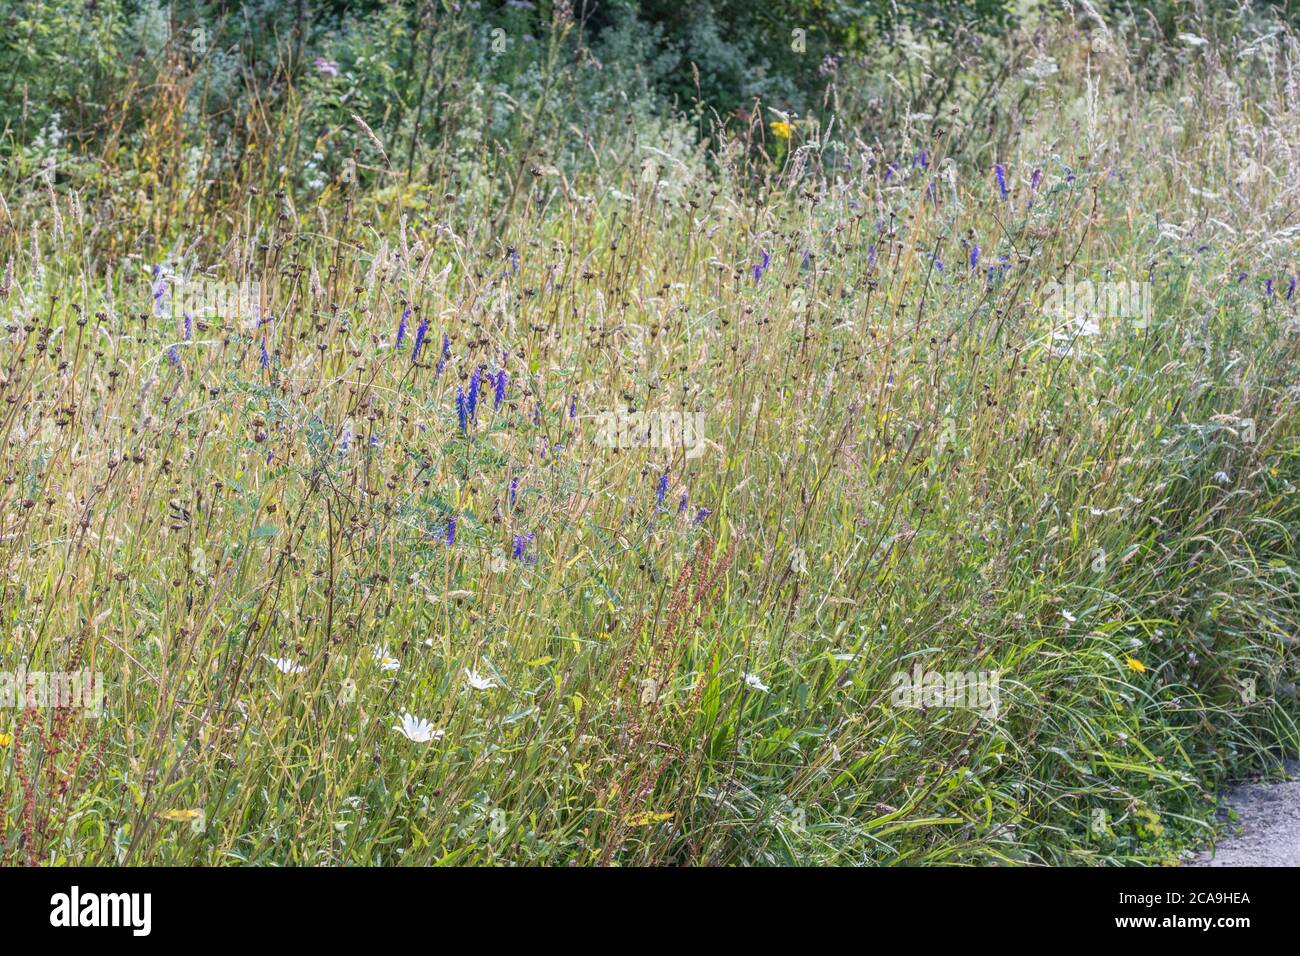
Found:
[1189,760,1300,867]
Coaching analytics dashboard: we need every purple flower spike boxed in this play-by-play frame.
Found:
[412,317,429,361]
[396,307,410,348]
[512,531,535,561]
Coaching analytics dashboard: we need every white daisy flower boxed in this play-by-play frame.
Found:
[464,668,497,691]
[263,655,305,674]
[374,647,400,672]
[392,712,443,743]
[1062,610,1078,623]
[1053,316,1100,340]
[744,672,770,693]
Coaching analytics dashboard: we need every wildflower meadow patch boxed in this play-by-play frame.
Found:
[0,1,1297,872]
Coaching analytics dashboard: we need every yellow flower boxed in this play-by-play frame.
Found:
[626,810,675,827]
[1125,657,1147,674]
[0,733,12,747]
[160,808,203,823]
[770,120,793,140]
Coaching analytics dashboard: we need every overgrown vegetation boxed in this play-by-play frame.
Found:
[1,1,1298,865]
